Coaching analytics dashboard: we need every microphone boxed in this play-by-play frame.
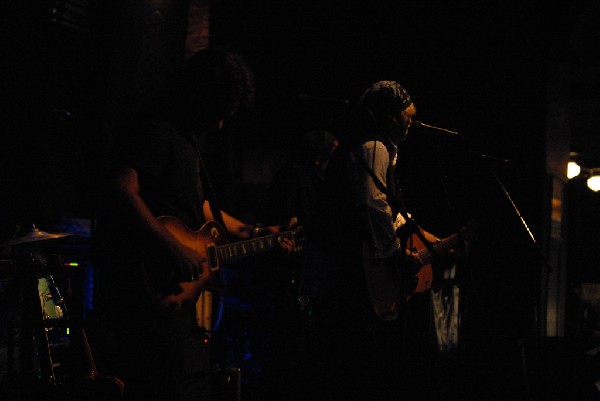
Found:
[412,120,463,139]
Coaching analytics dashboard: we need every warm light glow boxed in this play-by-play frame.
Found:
[567,161,581,179]
[587,175,600,191]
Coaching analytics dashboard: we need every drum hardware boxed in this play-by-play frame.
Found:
[0,224,75,248]
[38,275,66,321]
[1,227,125,399]
[0,248,69,388]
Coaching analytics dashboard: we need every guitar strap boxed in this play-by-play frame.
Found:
[350,141,438,257]
[190,135,226,228]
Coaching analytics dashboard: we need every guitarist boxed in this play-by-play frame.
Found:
[92,48,294,401]
[352,81,444,320]
[303,81,454,401]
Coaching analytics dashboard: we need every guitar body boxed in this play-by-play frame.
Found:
[362,234,433,321]
[143,217,228,316]
[363,228,466,321]
[407,234,434,296]
[362,241,403,321]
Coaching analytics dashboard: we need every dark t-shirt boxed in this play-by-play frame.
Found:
[118,119,205,229]
[95,119,206,257]
[93,118,207,319]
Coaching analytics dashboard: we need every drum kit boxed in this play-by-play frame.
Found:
[0,224,122,400]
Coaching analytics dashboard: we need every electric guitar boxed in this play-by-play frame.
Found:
[142,215,302,316]
[363,226,474,321]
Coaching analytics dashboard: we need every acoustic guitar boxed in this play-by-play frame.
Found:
[363,226,473,321]
[142,215,302,316]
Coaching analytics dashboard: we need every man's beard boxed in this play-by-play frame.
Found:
[388,121,409,144]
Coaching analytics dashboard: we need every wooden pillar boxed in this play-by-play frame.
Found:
[540,63,571,337]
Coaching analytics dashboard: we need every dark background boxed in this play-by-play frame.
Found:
[1,2,597,225]
[2,1,600,400]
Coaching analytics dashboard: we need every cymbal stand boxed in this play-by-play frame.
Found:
[14,248,58,387]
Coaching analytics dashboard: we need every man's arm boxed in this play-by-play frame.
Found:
[356,140,401,259]
[202,200,254,239]
[114,167,206,280]
[202,200,296,252]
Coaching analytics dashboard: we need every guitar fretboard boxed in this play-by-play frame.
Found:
[415,233,459,266]
[215,231,296,266]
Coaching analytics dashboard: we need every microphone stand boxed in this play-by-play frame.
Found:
[490,170,551,273]
[408,126,472,364]
[415,120,549,394]
[467,160,551,397]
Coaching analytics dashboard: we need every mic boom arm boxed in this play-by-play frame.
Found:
[413,120,463,138]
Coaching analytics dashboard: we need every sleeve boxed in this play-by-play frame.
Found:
[115,121,175,189]
[354,141,401,259]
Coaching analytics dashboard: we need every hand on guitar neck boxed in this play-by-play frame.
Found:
[250,216,300,254]
[161,215,299,286]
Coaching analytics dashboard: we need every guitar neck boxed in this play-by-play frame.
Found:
[214,231,295,266]
[415,233,459,266]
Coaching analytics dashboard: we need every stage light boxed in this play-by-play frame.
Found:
[567,161,581,179]
[587,172,600,192]
[569,152,600,191]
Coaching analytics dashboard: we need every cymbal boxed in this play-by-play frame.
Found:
[0,226,73,247]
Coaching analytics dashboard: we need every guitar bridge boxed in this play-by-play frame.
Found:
[206,244,219,271]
